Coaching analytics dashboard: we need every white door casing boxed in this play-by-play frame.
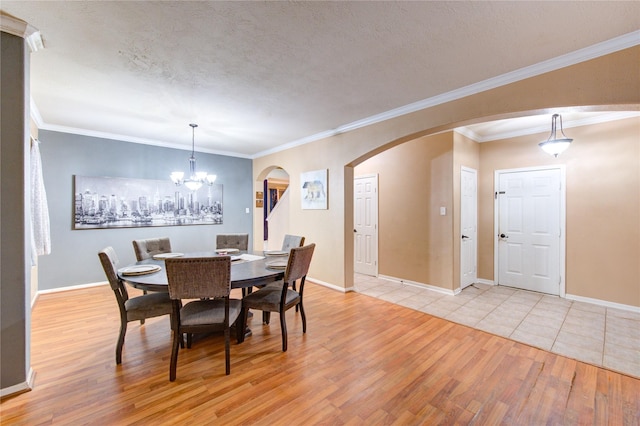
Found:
[460,167,478,289]
[354,175,378,276]
[495,166,565,296]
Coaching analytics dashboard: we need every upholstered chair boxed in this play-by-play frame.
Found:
[98,247,173,364]
[132,237,172,261]
[165,256,242,381]
[215,233,249,251]
[281,234,305,252]
[241,243,315,352]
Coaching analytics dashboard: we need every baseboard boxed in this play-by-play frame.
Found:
[378,274,456,296]
[308,277,349,293]
[37,281,107,296]
[0,368,35,399]
[476,278,495,286]
[565,293,640,313]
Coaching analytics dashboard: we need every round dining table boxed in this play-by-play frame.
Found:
[118,251,287,341]
[117,251,286,292]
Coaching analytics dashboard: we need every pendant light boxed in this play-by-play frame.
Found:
[539,114,573,157]
[170,123,216,191]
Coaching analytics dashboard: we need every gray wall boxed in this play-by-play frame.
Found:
[1,31,30,391]
[37,130,253,291]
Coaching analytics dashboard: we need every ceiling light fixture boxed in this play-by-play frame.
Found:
[170,123,216,191]
[539,114,573,157]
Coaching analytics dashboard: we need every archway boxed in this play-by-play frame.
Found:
[255,166,291,251]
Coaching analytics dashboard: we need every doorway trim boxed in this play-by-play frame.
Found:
[493,165,566,297]
[354,174,379,277]
[460,166,478,290]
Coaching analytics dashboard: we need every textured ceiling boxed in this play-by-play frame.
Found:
[2,1,639,157]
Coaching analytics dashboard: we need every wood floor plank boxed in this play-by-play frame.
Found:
[2,283,639,425]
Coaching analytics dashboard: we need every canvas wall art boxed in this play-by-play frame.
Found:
[73,175,223,229]
[301,169,328,210]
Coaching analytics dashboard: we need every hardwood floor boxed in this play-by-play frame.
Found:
[2,283,639,424]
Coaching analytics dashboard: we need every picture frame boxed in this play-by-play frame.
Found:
[73,175,223,229]
[301,169,328,210]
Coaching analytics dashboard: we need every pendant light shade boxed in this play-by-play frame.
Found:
[539,114,573,157]
[170,124,216,191]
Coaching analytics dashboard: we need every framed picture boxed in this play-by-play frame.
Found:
[73,175,223,229]
[301,169,328,210]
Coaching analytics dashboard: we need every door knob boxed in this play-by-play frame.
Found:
[500,233,508,239]
[462,235,469,239]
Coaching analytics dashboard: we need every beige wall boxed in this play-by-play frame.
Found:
[252,46,639,305]
[356,132,454,290]
[479,117,640,306]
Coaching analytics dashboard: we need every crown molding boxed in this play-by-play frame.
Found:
[36,121,253,159]
[253,30,640,158]
[1,12,43,52]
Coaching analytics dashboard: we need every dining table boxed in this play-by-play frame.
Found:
[117,250,290,341]
[117,250,287,293]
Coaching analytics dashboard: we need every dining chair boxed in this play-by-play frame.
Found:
[98,247,173,365]
[215,233,249,251]
[241,243,315,352]
[271,234,305,316]
[165,256,243,381]
[281,234,305,252]
[132,237,172,261]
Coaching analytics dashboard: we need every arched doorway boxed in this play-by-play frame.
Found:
[255,166,290,250]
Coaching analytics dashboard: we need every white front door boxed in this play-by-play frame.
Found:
[460,167,478,289]
[354,175,378,276]
[496,167,564,295]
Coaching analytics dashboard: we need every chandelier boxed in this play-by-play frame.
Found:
[170,123,216,191]
[539,114,573,157]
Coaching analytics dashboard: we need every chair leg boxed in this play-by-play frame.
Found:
[116,321,127,364]
[186,333,193,348]
[224,328,231,375]
[280,309,288,352]
[263,311,271,324]
[169,327,181,381]
[300,301,307,333]
[238,308,249,343]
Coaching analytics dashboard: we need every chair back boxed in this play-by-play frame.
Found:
[281,234,305,252]
[132,237,172,261]
[216,233,249,251]
[165,257,231,300]
[98,246,129,302]
[285,243,315,284]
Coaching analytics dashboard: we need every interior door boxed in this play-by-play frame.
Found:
[354,175,378,276]
[460,167,477,289]
[496,168,562,295]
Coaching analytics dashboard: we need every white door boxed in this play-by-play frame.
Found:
[354,175,378,276]
[496,167,563,295]
[460,167,477,289]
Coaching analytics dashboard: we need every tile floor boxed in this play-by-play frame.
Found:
[354,274,640,378]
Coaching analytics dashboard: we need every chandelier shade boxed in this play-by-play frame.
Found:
[170,124,216,191]
[539,114,573,157]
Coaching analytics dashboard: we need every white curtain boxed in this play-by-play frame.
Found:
[30,138,51,263]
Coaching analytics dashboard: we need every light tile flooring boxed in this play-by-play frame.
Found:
[355,274,640,378]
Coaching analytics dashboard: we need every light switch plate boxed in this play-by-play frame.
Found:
[440,207,446,216]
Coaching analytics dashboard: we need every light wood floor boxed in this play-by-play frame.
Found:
[2,283,639,425]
